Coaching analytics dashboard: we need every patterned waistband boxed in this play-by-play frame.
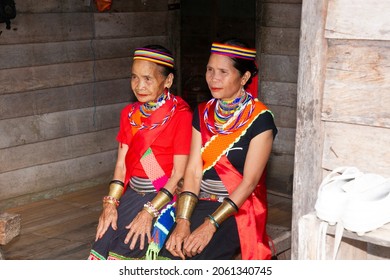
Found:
[129,176,156,193]
[198,191,228,202]
[200,179,228,197]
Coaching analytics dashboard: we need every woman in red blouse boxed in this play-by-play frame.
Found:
[88,45,192,260]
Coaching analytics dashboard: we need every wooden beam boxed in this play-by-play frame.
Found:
[325,0,390,41]
[0,103,125,149]
[291,0,328,259]
[322,122,390,178]
[323,40,390,128]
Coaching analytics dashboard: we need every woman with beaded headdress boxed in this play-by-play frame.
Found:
[88,45,192,260]
[161,39,278,260]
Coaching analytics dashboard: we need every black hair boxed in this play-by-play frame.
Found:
[141,44,176,77]
[218,38,258,86]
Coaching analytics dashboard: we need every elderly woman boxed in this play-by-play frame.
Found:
[161,39,278,260]
[88,45,192,260]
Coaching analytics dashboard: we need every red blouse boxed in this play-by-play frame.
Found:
[116,97,192,179]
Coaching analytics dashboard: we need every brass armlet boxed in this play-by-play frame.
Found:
[210,198,238,226]
[176,191,198,221]
[150,189,173,211]
[108,180,124,200]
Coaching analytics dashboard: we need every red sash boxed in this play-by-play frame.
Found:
[199,100,271,260]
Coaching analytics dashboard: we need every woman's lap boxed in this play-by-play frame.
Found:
[90,188,157,259]
[159,200,240,260]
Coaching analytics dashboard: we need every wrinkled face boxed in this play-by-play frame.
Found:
[205,54,249,101]
[131,60,173,103]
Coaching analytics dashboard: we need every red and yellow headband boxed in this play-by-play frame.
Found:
[133,48,174,68]
[211,43,256,60]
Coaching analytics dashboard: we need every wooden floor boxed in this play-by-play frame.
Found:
[1,185,292,260]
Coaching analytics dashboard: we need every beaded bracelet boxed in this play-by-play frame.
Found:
[143,201,159,218]
[103,195,120,207]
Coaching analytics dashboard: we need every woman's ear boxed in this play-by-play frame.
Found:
[164,73,174,89]
[241,71,251,86]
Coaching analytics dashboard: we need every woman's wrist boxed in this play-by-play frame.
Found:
[142,188,174,218]
[204,216,218,233]
[207,198,238,229]
[176,191,198,221]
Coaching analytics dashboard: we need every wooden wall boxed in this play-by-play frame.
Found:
[257,0,302,196]
[292,0,390,259]
[0,0,172,209]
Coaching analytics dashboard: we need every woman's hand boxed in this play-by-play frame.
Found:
[95,203,118,241]
[124,210,154,251]
[165,219,191,260]
[183,219,216,258]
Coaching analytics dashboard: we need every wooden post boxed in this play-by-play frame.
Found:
[291,0,328,259]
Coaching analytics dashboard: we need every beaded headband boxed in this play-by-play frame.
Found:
[133,48,174,68]
[211,43,256,61]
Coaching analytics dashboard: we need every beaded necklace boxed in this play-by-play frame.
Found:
[204,91,254,135]
[128,91,177,130]
[214,91,246,129]
[139,92,168,117]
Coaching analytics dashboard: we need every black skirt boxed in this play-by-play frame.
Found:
[89,188,157,259]
[159,200,241,260]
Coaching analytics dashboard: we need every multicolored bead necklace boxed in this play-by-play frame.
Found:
[204,91,255,135]
[214,91,246,129]
[140,92,168,117]
[128,91,177,130]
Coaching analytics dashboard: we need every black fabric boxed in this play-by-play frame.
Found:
[0,0,16,29]
[91,188,157,259]
[159,200,241,260]
[192,105,278,180]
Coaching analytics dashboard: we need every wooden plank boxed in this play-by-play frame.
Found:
[325,0,390,41]
[0,151,117,201]
[267,153,294,195]
[0,57,131,95]
[265,0,302,3]
[27,207,98,238]
[0,13,94,44]
[16,0,168,13]
[53,183,107,208]
[0,174,112,211]
[367,243,390,260]
[94,12,168,39]
[15,0,91,13]
[1,234,48,260]
[260,54,299,83]
[260,81,297,108]
[267,104,297,128]
[298,213,369,259]
[261,27,300,56]
[262,3,302,28]
[0,37,167,70]
[328,223,390,249]
[272,127,296,155]
[292,0,328,259]
[0,128,118,173]
[0,79,132,121]
[0,12,168,44]
[323,40,390,128]
[0,103,124,149]
[322,122,390,178]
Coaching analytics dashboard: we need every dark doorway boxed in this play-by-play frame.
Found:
[180,0,256,110]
